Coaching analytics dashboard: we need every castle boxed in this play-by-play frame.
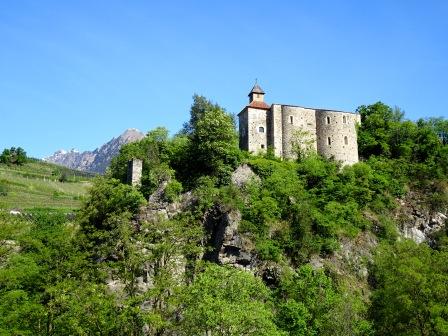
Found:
[238,83,361,165]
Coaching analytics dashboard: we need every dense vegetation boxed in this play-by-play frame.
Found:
[0,97,447,335]
[0,147,28,165]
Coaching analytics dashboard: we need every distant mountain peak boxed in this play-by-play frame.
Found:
[44,129,145,174]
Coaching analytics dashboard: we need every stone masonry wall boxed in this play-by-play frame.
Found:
[281,106,318,159]
[127,158,143,187]
[269,104,283,157]
[316,110,360,165]
[246,107,268,154]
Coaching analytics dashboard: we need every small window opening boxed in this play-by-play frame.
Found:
[290,116,294,124]
[326,116,331,124]
[258,126,265,133]
[327,137,332,145]
[344,136,348,145]
[343,116,347,124]
[261,144,265,149]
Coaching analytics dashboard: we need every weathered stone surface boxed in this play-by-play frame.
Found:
[231,164,260,188]
[127,158,142,187]
[395,191,447,244]
[203,206,257,270]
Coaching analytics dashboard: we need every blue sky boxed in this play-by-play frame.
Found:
[1,1,447,158]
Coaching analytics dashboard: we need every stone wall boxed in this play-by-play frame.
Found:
[281,105,318,159]
[127,158,143,187]
[246,107,268,154]
[269,105,283,156]
[316,110,360,165]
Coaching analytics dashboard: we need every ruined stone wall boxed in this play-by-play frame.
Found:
[316,110,359,165]
[280,105,318,159]
[246,107,268,154]
[127,158,143,187]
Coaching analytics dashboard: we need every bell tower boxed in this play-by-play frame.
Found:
[248,81,265,103]
[238,81,271,153]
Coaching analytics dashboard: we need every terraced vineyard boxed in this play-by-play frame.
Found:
[0,159,94,210]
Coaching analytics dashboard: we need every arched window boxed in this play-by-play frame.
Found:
[261,144,265,149]
[344,136,348,145]
[326,116,331,124]
[327,137,331,145]
[290,116,294,124]
[343,116,347,124]
[258,126,265,133]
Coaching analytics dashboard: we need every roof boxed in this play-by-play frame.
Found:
[248,83,265,96]
[248,100,271,109]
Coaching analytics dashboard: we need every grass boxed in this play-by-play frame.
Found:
[0,160,94,210]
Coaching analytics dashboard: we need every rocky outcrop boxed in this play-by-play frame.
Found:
[203,206,256,270]
[231,164,260,188]
[395,191,447,244]
[44,128,145,174]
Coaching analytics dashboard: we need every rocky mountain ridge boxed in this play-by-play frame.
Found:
[44,128,144,174]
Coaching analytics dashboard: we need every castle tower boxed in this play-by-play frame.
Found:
[238,83,271,153]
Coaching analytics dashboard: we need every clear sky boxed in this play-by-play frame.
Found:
[1,0,447,158]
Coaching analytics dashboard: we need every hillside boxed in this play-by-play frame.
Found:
[44,128,145,173]
[0,159,93,210]
[0,97,447,335]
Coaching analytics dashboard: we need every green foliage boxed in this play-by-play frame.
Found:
[178,263,282,335]
[358,102,447,180]
[370,240,448,335]
[78,177,146,258]
[189,97,241,185]
[0,147,27,165]
[276,264,372,336]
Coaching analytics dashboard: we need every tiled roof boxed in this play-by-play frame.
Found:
[249,84,265,95]
[248,101,271,109]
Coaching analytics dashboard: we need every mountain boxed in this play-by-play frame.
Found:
[44,128,145,174]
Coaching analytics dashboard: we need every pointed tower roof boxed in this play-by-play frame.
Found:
[248,83,265,96]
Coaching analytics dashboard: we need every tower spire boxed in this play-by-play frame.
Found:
[248,81,265,103]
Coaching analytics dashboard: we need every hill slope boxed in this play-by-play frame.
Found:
[0,160,93,210]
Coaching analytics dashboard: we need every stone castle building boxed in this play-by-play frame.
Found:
[238,84,361,165]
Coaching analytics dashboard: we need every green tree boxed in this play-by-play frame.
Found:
[357,102,403,158]
[0,147,27,165]
[190,100,241,185]
[370,240,448,335]
[178,263,282,335]
[78,177,146,259]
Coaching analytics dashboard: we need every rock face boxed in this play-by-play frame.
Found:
[203,206,256,270]
[395,191,447,244]
[44,128,145,174]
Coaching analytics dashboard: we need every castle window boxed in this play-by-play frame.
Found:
[343,116,347,124]
[327,137,331,145]
[258,126,265,133]
[344,136,348,145]
[326,116,331,124]
[261,144,265,149]
[290,116,294,124]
